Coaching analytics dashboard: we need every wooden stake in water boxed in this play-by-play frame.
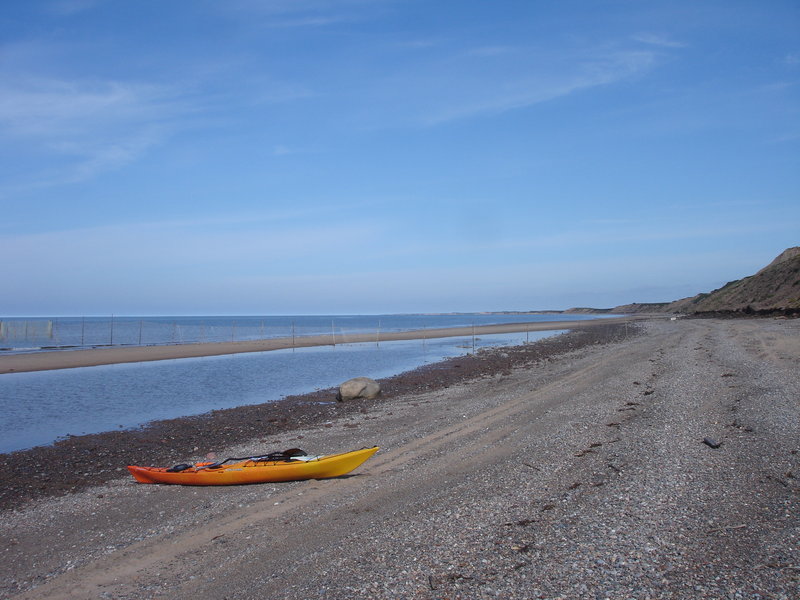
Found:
[472,322,475,353]
[331,320,336,347]
[138,320,143,345]
[292,321,296,350]
[110,314,114,346]
[376,319,381,347]
[81,317,85,347]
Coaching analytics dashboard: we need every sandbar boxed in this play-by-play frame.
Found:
[0,315,651,374]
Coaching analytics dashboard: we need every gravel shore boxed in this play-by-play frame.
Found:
[1,318,798,599]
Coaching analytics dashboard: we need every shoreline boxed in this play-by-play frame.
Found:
[0,315,651,374]
[0,319,800,600]
[0,322,630,511]
[2,317,797,599]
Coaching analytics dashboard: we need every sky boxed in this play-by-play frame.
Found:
[1,0,798,316]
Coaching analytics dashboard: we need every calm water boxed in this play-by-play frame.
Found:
[0,329,566,454]
[0,313,602,352]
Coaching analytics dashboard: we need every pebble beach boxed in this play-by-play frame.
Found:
[1,317,798,599]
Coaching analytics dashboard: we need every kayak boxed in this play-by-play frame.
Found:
[127,446,379,485]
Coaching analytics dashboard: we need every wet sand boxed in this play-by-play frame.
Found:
[0,315,650,374]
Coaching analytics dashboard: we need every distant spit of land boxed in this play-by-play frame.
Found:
[0,315,654,374]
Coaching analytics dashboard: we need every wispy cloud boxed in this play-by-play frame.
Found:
[271,144,307,156]
[0,77,189,186]
[418,48,657,125]
[0,79,177,136]
[245,81,315,106]
[265,15,354,28]
[633,33,688,48]
[466,46,515,57]
[60,128,167,184]
[397,39,442,50]
[0,28,324,191]
[784,53,800,67]
[45,0,103,16]
[220,0,375,28]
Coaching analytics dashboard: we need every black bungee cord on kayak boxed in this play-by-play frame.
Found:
[166,448,308,472]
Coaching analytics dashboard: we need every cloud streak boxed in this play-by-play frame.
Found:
[633,33,688,48]
[0,78,181,137]
[0,77,190,186]
[219,0,375,28]
[431,51,656,124]
[362,43,661,127]
[45,0,103,16]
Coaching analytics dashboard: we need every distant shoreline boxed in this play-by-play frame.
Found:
[0,316,650,374]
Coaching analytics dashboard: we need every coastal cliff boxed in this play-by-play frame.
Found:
[569,246,800,316]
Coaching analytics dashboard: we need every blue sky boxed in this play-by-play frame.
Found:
[1,0,798,316]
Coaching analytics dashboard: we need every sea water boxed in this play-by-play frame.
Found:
[0,330,567,453]
[0,313,600,352]
[0,313,613,453]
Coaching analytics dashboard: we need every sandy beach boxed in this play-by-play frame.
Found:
[0,315,648,374]
[1,317,798,599]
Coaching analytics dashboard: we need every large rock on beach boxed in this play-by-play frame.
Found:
[337,377,381,401]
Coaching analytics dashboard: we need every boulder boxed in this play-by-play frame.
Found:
[337,377,381,401]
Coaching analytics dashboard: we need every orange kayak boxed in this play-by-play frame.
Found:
[128,446,379,485]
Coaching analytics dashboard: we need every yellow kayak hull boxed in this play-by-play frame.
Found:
[128,446,379,485]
